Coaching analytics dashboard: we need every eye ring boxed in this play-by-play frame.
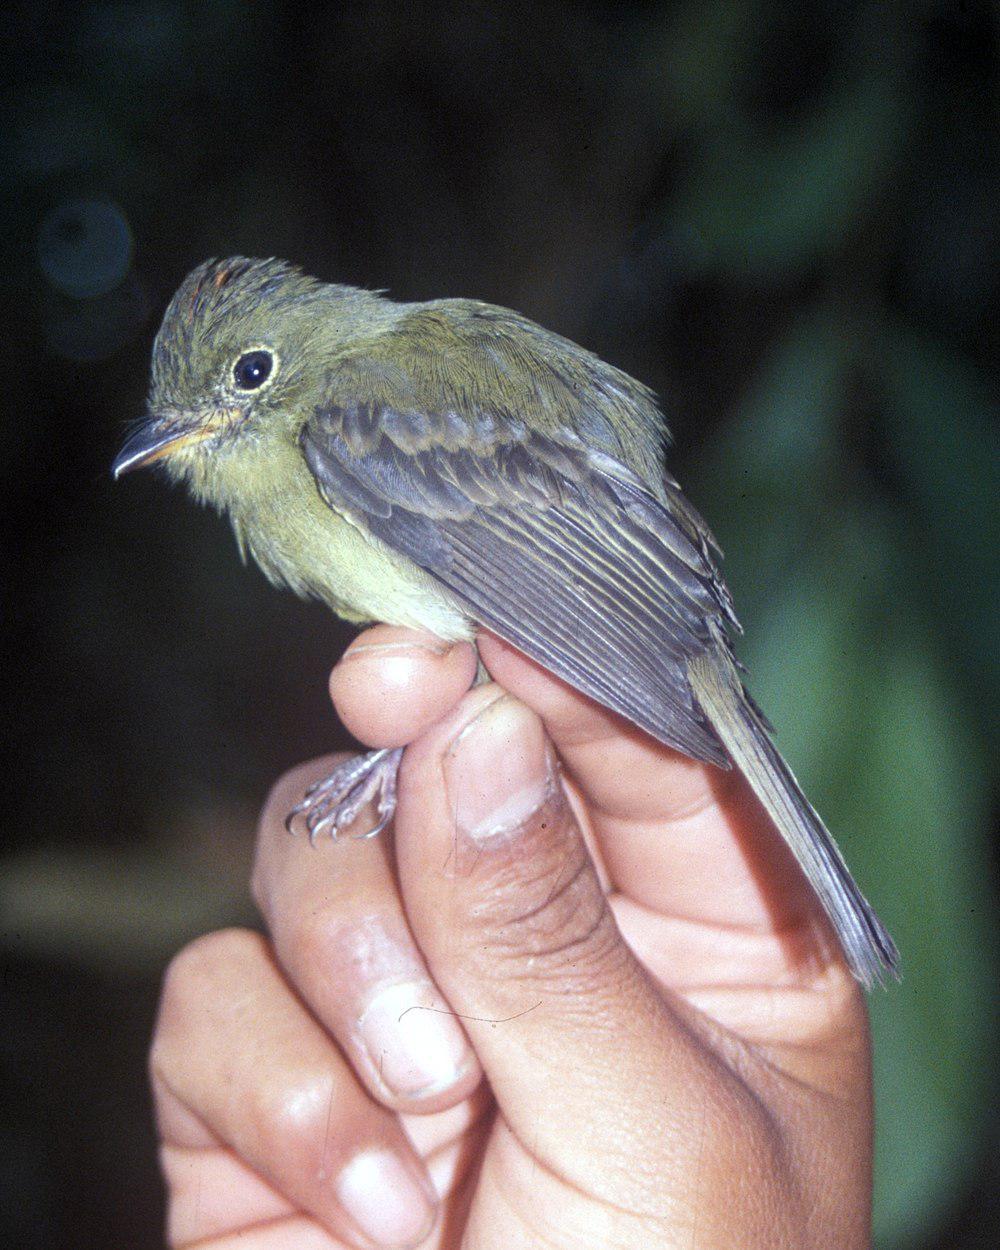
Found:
[232,347,277,392]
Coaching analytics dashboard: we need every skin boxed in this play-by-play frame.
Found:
[150,628,873,1249]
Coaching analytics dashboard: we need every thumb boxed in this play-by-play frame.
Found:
[392,684,759,1222]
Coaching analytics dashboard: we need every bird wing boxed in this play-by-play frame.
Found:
[301,307,739,765]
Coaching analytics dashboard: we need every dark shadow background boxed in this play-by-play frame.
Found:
[1,2,997,1246]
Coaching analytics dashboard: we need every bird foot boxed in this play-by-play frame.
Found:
[286,747,404,842]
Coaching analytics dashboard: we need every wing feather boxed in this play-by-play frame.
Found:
[303,393,737,765]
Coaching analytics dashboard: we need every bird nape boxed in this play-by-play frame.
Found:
[113,256,899,988]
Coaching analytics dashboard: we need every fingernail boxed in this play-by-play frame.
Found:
[343,639,451,660]
[445,696,557,843]
[338,1149,436,1248]
[358,981,472,1100]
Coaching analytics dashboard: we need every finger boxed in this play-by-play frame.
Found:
[476,633,822,942]
[330,626,478,749]
[253,759,481,1112]
[151,1111,302,1248]
[150,929,438,1250]
[390,685,779,1212]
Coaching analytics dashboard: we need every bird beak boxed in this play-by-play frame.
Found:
[112,414,218,478]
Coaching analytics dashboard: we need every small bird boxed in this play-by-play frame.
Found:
[113,256,898,987]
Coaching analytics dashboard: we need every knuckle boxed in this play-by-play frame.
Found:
[467,802,626,992]
[159,928,255,1007]
[153,929,264,1054]
[285,903,341,970]
[252,1068,341,1163]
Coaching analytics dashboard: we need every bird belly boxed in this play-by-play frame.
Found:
[236,488,473,642]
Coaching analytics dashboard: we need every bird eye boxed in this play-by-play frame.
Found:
[232,349,274,391]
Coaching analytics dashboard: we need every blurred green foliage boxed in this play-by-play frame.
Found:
[691,311,997,1242]
[2,1,997,1247]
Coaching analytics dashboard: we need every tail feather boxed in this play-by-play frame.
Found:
[689,650,899,988]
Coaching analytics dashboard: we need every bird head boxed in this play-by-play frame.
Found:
[112,256,348,492]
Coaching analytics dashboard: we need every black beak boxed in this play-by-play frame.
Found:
[112,415,214,478]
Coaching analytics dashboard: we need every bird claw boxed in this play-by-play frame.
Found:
[285,748,403,842]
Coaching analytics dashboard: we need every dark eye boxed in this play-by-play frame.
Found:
[232,349,274,391]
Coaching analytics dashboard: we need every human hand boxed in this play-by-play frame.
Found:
[150,626,873,1248]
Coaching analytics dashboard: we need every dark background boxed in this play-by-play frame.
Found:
[2,2,997,1246]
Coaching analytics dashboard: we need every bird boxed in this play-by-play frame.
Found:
[113,256,899,987]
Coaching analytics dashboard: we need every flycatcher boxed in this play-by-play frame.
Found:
[113,257,898,987]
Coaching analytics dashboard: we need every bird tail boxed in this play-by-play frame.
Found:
[688,648,899,988]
